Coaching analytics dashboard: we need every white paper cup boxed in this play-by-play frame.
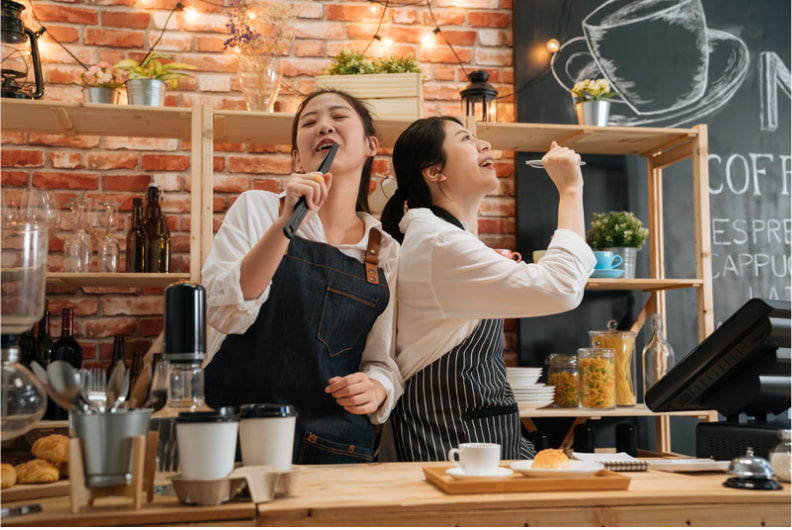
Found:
[447,442,501,475]
[175,407,239,480]
[239,403,297,471]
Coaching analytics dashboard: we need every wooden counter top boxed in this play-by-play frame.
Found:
[3,462,789,527]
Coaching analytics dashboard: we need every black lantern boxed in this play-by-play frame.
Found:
[1,0,44,99]
[460,70,498,122]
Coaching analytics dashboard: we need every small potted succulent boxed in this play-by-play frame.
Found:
[570,77,619,126]
[316,50,423,119]
[78,62,125,104]
[586,210,649,278]
[114,52,197,106]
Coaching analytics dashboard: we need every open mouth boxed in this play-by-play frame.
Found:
[316,140,336,152]
[479,158,494,168]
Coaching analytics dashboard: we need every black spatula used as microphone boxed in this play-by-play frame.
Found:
[283,142,338,239]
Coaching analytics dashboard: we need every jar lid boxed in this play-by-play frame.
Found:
[240,403,296,418]
[175,406,238,423]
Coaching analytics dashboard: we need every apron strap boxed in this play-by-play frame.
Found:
[365,227,381,285]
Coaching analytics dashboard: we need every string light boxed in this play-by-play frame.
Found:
[546,38,560,53]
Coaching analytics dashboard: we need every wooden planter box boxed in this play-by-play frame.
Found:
[315,72,423,119]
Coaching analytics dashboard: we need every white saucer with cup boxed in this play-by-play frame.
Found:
[446,442,512,477]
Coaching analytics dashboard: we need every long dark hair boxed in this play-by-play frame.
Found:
[381,116,464,242]
[290,90,378,213]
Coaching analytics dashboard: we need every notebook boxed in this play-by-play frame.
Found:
[572,451,649,472]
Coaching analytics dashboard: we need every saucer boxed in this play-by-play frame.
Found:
[591,269,624,279]
[445,467,514,480]
[551,29,749,128]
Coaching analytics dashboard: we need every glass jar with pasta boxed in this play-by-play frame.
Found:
[546,353,578,407]
[577,347,616,409]
[589,320,637,406]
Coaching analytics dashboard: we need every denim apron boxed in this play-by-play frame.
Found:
[205,229,389,464]
[391,318,535,462]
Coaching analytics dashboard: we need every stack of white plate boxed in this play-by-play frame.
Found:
[506,367,554,408]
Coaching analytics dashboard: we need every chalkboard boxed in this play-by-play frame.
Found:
[512,0,790,452]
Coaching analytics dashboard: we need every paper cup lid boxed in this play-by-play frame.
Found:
[176,406,238,423]
[240,403,296,418]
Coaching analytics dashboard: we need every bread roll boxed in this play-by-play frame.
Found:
[15,458,59,484]
[31,434,70,464]
[531,448,570,470]
[1,463,17,489]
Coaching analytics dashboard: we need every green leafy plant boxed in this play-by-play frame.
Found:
[586,211,649,249]
[323,50,421,75]
[114,52,197,89]
[571,78,619,104]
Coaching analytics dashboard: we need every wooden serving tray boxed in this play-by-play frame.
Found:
[423,466,630,495]
[1,480,70,502]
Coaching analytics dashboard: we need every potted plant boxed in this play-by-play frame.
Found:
[114,52,197,106]
[570,77,619,126]
[316,50,423,119]
[586,210,649,278]
[77,62,125,104]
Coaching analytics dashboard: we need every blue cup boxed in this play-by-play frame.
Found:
[593,251,622,270]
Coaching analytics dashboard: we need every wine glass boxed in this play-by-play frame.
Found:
[97,201,121,272]
[64,197,93,272]
[21,189,60,233]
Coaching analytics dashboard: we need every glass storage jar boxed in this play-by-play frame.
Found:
[589,320,637,406]
[577,347,616,409]
[769,429,791,482]
[546,353,578,407]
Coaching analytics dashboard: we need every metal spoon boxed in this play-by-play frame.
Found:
[31,361,71,411]
[47,360,91,412]
[107,363,129,413]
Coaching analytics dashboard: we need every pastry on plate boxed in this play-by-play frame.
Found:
[15,458,60,484]
[31,433,69,463]
[1,463,17,489]
[531,448,571,470]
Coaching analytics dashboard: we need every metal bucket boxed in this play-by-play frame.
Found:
[83,87,119,104]
[125,79,166,107]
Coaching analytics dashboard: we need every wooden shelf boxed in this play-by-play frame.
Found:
[211,109,415,148]
[585,278,704,291]
[0,99,193,140]
[47,272,190,289]
[519,403,717,421]
[475,121,698,156]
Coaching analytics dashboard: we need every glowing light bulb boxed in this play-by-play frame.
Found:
[382,36,394,48]
[546,38,561,53]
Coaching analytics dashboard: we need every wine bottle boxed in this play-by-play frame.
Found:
[36,307,53,367]
[107,334,127,381]
[19,329,36,368]
[51,308,83,369]
[143,184,170,273]
[49,308,83,419]
[128,350,144,401]
[126,197,147,272]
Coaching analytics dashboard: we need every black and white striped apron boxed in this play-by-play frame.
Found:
[392,318,536,462]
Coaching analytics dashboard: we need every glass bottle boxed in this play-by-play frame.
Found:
[143,185,170,273]
[148,215,171,273]
[49,308,83,419]
[35,307,53,367]
[19,329,36,368]
[546,353,578,407]
[106,334,126,381]
[769,429,791,482]
[98,201,121,272]
[128,350,144,400]
[126,198,147,272]
[64,197,93,272]
[641,313,675,399]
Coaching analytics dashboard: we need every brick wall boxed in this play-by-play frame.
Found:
[1,0,519,367]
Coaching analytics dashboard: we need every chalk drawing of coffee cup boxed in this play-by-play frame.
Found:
[552,0,749,127]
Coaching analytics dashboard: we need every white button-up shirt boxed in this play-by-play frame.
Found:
[395,208,596,381]
[201,190,402,424]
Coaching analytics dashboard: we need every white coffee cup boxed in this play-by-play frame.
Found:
[447,442,501,475]
[175,407,239,480]
[239,403,297,471]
